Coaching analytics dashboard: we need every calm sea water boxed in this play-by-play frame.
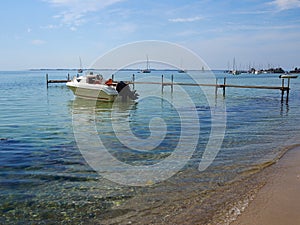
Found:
[0,70,299,224]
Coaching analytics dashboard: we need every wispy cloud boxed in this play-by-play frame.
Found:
[40,24,62,30]
[268,0,300,11]
[176,30,200,37]
[233,10,273,15]
[223,22,300,32]
[31,39,46,45]
[168,16,203,23]
[45,0,125,29]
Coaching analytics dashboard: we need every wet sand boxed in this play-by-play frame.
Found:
[231,146,300,225]
[98,146,300,225]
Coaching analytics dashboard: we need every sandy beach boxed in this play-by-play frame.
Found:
[231,146,300,225]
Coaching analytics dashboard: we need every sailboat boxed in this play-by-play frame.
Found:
[178,58,186,73]
[178,68,186,73]
[78,57,83,74]
[231,57,241,75]
[141,55,151,73]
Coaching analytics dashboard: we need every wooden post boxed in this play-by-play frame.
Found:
[223,77,226,97]
[46,73,49,88]
[132,74,135,90]
[161,75,164,93]
[281,78,285,102]
[215,78,218,96]
[171,74,174,93]
[286,78,290,103]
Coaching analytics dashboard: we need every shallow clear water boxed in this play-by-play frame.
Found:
[0,70,299,224]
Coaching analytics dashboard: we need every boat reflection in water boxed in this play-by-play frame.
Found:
[70,96,138,124]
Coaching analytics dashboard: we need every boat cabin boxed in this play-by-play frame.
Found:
[86,73,103,84]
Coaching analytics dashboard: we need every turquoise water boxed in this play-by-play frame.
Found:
[0,70,299,224]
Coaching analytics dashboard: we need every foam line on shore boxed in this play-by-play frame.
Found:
[230,144,300,225]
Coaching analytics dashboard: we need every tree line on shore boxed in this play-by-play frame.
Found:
[226,66,300,75]
[290,67,300,73]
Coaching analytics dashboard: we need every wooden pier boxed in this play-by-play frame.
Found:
[127,75,291,101]
[127,75,293,102]
[46,73,295,102]
[46,73,70,88]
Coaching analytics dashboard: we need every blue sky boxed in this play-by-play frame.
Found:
[1,0,300,70]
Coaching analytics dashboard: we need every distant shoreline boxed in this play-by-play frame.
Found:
[0,68,298,73]
[26,67,300,73]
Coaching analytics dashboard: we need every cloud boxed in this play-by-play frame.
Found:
[31,39,46,45]
[45,0,125,29]
[176,30,200,37]
[168,16,203,23]
[233,10,273,15]
[40,24,62,29]
[268,0,300,11]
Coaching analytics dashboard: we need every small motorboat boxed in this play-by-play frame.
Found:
[279,74,298,79]
[66,73,138,102]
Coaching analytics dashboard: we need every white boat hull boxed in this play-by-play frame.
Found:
[66,78,118,102]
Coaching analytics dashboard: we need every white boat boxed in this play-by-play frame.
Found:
[67,73,118,101]
[231,70,241,75]
[66,73,138,102]
[279,74,298,79]
[229,57,241,75]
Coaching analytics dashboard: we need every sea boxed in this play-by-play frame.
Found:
[0,70,299,224]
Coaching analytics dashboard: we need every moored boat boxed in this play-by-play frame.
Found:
[279,74,298,79]
[141,55,151,73]
[77,56,83,74]
[66,73,138,102]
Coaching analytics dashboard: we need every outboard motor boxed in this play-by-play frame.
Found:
[116,81,139,101]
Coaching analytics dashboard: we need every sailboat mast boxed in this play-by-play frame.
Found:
[78,56,83,73]
[146,55,149,70]
[233,57,236,71]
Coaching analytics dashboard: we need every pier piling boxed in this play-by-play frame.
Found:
[161,75,164,93]
[223,77,226,97]
[171,74,174,93]
[132,74,135,90]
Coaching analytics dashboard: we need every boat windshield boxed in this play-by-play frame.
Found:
[86,74,103,84]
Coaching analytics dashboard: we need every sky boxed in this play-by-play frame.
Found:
[1,0,300,70]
